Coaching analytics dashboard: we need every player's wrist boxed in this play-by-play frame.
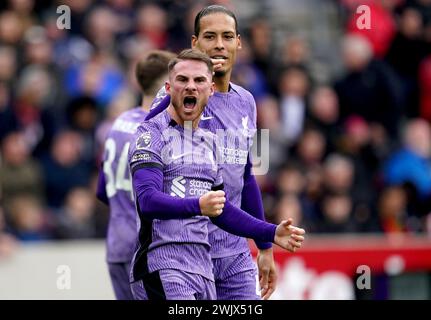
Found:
[258,247,273,255]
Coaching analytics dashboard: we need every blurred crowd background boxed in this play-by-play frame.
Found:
[0,0,431,253]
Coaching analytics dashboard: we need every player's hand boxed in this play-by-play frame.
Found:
[199,190,226,217]
[257,248,277,300]
[274,218,305,252]
[211,58,226,73]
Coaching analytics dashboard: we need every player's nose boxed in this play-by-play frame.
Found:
[215,35,224,50]
[185,80,197,92]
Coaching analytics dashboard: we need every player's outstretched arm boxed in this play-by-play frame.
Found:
[210,198,305,252]
[241,157,272,250]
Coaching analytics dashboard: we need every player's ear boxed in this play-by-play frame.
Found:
[237,34,242,49]
[210,82,215,96]
[165,81,171,94]
[191,35,198,48]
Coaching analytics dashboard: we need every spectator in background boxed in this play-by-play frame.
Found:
[84,6,118,54]
[338,115,392,179]
[320,152,376,231]
[13,65,58,157]
[256,95,287,173]
[134,3,169,50]
[273,195,314,232]
[104,0,135,38]
[275,163,319,224]
[55,187,102,239]
[377,186,421,233]
[248,17,274,86]
[346,0,397,58]
[305,85,341,154]
[66,95,99,169]
[335,34,403,140]
[0,10,25,46]
[60,0,93,36]
[317,192,357,233]
[0,45,17,83]
[64,51,126,108]
[40,130,91,209]
[274,35,323,84]
[291,127,327,171]
[385,6,428,117]
[232,40,269,100]
[23,25,66,114]
[5,195,53,241]
[287,128,327,224]
[6,0,37,31]
[322,153,355,195]
[278,66,311,145]
[383,119,431,215]
[42,10,93,69]
[0,131,45,209]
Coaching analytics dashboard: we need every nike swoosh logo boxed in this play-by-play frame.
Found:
[171,152,193,160]
[201,116,213,120]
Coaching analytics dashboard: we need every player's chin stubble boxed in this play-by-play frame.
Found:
[214,70,226,77]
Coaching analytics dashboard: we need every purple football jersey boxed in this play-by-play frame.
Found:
[200,84,257,258]
[129,111,223,282]
[102,107,147,263]
[147,84,258,259]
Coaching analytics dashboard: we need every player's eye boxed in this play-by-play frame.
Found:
[204,34,214,40]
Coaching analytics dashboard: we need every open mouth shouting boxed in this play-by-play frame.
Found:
[183,96,197,112]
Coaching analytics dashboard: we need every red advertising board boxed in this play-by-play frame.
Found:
[250,235,431,299]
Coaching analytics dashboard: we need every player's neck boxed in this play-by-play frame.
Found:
[140,95,154,113]
[214,74,231,93]
[167,105,200,129]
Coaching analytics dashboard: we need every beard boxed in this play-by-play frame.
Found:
[214,70,226,77]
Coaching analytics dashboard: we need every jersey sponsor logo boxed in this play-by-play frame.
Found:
[131,152,151,162]
[136,131,151,149]
[170,176,186,198]
[170,176,212,198]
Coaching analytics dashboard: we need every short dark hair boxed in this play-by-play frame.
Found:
[168,49,213,76]
[135,50,176,95]
[194,5,239,36]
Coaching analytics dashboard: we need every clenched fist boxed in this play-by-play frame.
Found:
[199,190,226,217]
